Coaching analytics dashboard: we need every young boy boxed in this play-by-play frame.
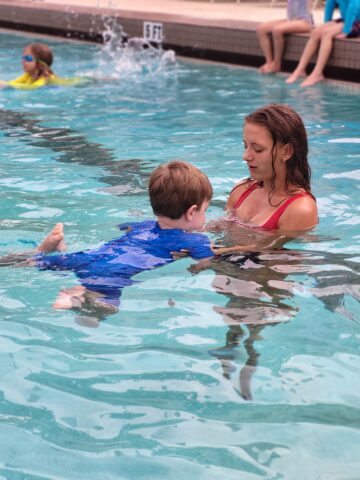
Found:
[33,161,223,315]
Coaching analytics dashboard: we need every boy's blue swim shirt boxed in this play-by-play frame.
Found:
[35,220,214,306]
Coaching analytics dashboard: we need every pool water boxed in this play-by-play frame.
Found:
[0,31,359,479]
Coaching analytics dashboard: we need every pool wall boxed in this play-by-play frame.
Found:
[0,0,359,82]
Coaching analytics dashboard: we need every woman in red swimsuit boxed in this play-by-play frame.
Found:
[227,104,318,232]
[211,104,318,399]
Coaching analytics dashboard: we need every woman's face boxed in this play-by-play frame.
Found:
[22,46,37,75]
[242,121,285,182]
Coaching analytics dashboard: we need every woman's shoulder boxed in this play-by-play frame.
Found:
[227,178,255,209]
[287,191,317,210]
[279,192,318,230]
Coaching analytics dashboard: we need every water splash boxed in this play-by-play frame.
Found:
[85,15,177,82]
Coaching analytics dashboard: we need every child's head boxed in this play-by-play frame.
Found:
[149,161,213,225]
[22,43,54,78]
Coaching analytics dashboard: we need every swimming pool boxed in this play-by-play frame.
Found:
[0,31,359,479]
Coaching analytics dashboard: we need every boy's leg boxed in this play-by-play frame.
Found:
[37,223,67,253]
[0,223,66,267]
[256,19,284,72]
[53,286,119,313]
[300,22,344,86]
[83,289,120,313]
[264,19,312,73]
[286,23,334,84]
[53,286,119,328]
[52,285,86,309]
[0,252,36,267]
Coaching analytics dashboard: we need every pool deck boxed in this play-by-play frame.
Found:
[0,0,359,82]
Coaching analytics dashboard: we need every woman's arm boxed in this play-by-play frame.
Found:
[278,196,318,231]
[212,244,259,255]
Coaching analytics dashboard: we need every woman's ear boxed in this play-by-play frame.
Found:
[282,143,294,162]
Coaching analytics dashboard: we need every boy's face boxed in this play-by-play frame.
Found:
[187,200,209,231]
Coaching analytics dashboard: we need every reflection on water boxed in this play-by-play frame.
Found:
[0,108,151,195]
[207,239,360,399]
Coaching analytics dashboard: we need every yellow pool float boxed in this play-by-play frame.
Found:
[3,72,86,90]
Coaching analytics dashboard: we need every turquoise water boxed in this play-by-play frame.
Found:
[0,32,359,478]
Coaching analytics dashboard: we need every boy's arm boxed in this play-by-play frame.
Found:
[183,232,265,262]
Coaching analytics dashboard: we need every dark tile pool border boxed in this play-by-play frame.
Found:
[0,0,359,83]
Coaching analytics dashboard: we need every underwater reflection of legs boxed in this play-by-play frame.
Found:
[209,324,246,380]
[209,248,360,399]
[209,322,265,401]
[240,325,264,401]
[209,253,298,400]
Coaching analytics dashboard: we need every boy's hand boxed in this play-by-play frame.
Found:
[171,249,189,260]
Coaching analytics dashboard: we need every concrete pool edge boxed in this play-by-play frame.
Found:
[0,0,359,83]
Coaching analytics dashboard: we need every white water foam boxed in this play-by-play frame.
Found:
[83,15,177,82]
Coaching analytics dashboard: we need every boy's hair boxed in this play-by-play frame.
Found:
[149,161,213,220]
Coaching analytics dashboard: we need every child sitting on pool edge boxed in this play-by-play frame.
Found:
[32,161,252,316]
[0,43,84,89]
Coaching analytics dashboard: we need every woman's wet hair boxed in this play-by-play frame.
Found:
[29,43,54,78]
[149,160,213,220]
[245,104,312,202]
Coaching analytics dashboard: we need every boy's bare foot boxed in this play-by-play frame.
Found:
[53,286,86,309]
[300,74,324,87]
[37,223,67,253]
[285,70,306,84]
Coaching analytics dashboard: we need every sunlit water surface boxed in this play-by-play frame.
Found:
[0,31,359,479]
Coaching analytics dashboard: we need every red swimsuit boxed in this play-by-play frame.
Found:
[233,182,310,230]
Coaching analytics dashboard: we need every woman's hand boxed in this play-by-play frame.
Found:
[212,244,259,255]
